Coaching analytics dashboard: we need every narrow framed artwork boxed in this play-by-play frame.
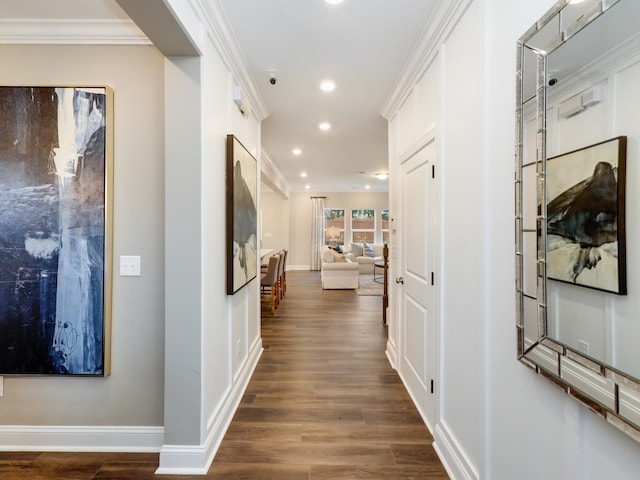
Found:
[0,86,113,375]
[226,134,258,295]
[546,136,627,294]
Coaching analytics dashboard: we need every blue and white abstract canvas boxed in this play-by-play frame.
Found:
[0,86,111,375]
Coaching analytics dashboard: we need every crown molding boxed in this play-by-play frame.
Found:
[0,18,150,45]
[380,0,472,119]
[197,0,269,121]
[261,148,290,199]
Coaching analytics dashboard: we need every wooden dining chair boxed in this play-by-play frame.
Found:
[280,249,288,296]
[261,254,280,314]
[276,250,286,301]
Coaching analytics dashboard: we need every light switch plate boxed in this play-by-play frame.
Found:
[120,256,141,276]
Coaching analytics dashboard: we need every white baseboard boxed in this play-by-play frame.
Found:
[385,340,397,370]
[288,265,311,271]
[433,422,479,480]
[0,425,163,452]
[156,339,263,475]
[0,340,263,474]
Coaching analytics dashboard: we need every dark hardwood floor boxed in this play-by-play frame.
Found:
[0,271,449,479]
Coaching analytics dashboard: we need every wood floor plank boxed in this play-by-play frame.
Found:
[0,452,41,465]
[208,463,310,480]
[301,423,433,444]
[390,443,444,466]
[363,408,426,426]
[92,461,159,479]
[232,405,365,424]
[214,441,395,466]
[222,423,303,442]
[310,464,450,480]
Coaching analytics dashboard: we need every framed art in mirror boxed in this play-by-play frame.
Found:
[515,0,640,443]
[226,134,258,295]
[547,136,627,295]
[0,86,113,376]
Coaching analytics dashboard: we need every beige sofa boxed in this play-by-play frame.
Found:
[320,246,359,289]
[342,243,384,274]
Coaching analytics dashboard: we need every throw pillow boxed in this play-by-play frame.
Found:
[350,242,364,257]
[332,251,346,262]
[363,242,375,258]
[322,248,334,263]
[329,244,343,253]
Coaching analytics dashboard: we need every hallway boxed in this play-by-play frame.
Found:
[210,271,448,479]
[0,271,448,479]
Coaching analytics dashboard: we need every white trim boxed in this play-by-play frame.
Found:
[434,423,479,480]
[261,148,290,199]
[289,265,311,271]
[386,339,398,370]
[0,426,163,452]
[380,0,472,119]
[156,340,263,475]
[396,126,438,165]
[0,19,150,45]
[397,368,434,434]
[198,0,269,121]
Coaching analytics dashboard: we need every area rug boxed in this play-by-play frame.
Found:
[356,274,383,296]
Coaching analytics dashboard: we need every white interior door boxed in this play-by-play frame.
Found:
[398,136,437,428]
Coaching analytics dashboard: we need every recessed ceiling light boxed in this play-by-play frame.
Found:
[292,148,302,155]
[569,0,585,3]
[365,185,371,189]
[300,172,308,178]
[375,172,389,180]
[324,0,343,4]
[319,122,331,131]
[305,184,311,189]
[320,80,336,92]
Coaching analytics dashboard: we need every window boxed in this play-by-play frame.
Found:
[351,209,375,243]
[324,209,345,245]
[381,209,390,244]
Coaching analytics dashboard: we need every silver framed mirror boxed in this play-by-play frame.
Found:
[516,0,640,442]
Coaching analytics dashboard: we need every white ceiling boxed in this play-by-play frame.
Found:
[218,0,438,193]
[2,0,439,193]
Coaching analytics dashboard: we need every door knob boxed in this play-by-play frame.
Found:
[395,277,404,284]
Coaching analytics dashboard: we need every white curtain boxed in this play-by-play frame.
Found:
[310,196,326,271]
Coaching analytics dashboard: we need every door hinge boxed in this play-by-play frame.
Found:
[430,379,434,394]
[431,272,434,285]
[432,165,435,178]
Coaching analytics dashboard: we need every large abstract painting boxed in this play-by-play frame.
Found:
[546,136,627,294]
[226,135,257,295]
[0,86,113,375]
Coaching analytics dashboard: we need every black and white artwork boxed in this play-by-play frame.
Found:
[546,136,627,294]
[226,135,257,295]
[0,86,112,375]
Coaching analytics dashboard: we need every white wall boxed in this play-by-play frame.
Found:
[287,191,389,269]
[159,4,264,473]
[0,45,165,448]
[386,0,640,478]
[260,191,290,252]
[487,0,640,477]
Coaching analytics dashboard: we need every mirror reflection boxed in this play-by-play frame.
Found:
[516,0,640,441]
[544,0,640,379]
